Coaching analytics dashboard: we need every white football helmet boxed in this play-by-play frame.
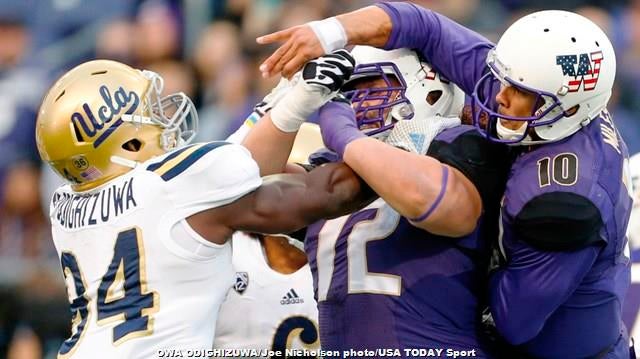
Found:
[344,46,464,137]
[472,10,616,145]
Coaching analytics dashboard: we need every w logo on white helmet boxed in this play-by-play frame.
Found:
[556,51,604,92]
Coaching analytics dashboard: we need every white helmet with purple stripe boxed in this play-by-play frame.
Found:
[472,10,616,145]
[343,46,464,137]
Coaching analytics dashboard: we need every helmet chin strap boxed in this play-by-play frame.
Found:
[110,155,138,169]
[496,119,529,142]
[372,102,413,141]
[390,102,414,121]
[111,133,182,170]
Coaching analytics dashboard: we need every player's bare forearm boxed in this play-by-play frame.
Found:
[339,6,392,48]
[212,162,374,236]
[302,162,376,220]
[187,163,373,243]
[242,113,296,176]
[256,163,374,232]
[343,137,481,237]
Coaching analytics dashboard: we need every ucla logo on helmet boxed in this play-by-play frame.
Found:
[555,51,603,92]
[70,85,140,148]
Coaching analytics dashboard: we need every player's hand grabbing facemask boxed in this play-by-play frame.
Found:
[269,49,355,132]
[385,116,461,156]
[300,49,354,92]
[228,50,354,143]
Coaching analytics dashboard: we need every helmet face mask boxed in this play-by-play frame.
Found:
[36,60,198,191]
[472,55,567,144]
[344,46,465,138]
[139,70,198,148]
[343,62,410,136]
[471,10,616,145]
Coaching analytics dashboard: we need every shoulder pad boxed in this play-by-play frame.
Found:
[428,126,512,206]
[146,141,261,212]
[514,192,604,251]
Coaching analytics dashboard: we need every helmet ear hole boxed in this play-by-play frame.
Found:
[564,104,580,117]
[426,90,443,105]
[122,139,142,152]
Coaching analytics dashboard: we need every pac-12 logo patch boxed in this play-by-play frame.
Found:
[234,272,249,294]
[555,51,603,92]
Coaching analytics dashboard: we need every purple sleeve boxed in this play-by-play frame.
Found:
[489,244,600,345]
[375,1,494,95]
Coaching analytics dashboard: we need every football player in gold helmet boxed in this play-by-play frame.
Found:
[36,60,197,191]
[35,60,369,358]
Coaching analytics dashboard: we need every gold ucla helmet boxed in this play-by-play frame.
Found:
[36,60,198,191]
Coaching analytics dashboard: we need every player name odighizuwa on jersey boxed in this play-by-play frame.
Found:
[52,177,137,229]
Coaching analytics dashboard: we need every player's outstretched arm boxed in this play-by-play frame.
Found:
[257,6,390,78]
[241,50,354,176]
[319,101,482,237]
[346,138,481,237]
[257,3,491,95]
[187,162,374,243]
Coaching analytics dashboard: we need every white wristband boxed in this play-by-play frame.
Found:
[270,83,331,132]
[308,17,347,53]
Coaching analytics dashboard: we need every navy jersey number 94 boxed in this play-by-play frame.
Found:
[59,227,158,357]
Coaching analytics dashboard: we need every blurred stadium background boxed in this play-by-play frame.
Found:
[0,0,638,358]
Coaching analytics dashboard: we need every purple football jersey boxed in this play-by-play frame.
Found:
[305,199,490,356]
[304,126,511,358]
[376,2,633,357]
[493,113,632,358]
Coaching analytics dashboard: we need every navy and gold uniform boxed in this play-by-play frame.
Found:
[51,142,261,358]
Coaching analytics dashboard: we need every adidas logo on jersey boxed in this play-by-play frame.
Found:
[280,288,304,305]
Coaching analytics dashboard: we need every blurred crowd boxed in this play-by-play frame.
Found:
[0,0,638,358]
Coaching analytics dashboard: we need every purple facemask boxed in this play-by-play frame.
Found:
[471,52,565,143]
[343,62,412,136]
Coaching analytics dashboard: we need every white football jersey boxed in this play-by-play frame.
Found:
[628,152,640,250]
[50,142,261,359]
[213,232,319,356]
